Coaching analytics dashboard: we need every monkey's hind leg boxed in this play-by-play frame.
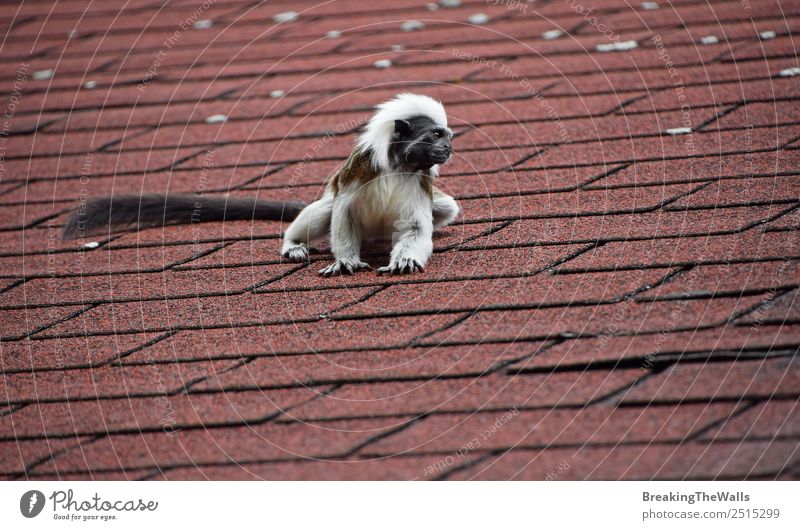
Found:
[432,187,460,229]
[281,195,333,261]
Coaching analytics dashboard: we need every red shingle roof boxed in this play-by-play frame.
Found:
[1,0,798,480]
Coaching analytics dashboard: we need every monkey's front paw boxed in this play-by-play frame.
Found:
[282,243,309,262]
[319,258,371,277]
[377,257,425,275]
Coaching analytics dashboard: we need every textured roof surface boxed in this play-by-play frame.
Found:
[1,0,799,480]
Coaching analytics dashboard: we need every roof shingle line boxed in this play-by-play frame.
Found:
[0,197,779,260]
[4,350,795,421]
[12,35,791,119]
[0,303,96,342]
[686,399,761,442]
[12,433,104,481]
[14,436,797,481]
[0,382,342,442]
[15,16,786,91]
[10,57,789,126]
[0,330,179,375]
[513,346,800,376]
[2,204,791,283]
[12,112,797,165]
[5,0,735,51]
[19,72,795,141]
[15,134,795,199]
[9,319,799,374]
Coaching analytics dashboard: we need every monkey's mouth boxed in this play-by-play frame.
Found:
[430,149,451,164]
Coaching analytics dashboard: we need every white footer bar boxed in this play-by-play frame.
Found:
[3,481,798,529]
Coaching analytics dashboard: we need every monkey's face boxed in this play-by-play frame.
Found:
[391,116,453,172]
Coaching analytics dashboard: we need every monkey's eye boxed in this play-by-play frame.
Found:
[433,130,443,138]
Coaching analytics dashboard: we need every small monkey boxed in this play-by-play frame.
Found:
[63,93,459,277]
[282,93,459,275]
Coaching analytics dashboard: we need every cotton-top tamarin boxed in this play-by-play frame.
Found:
[281,93,459,275]
[63,93,459,276]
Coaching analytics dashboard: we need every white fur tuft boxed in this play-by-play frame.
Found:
[356,93,448,173]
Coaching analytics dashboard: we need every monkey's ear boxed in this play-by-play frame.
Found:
[393,119,412,139]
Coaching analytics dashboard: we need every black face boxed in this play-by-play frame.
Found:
[389,115,453,172]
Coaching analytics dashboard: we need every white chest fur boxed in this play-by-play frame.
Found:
[342,172,432,239]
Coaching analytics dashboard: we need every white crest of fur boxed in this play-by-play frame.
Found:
[356,93,448,173]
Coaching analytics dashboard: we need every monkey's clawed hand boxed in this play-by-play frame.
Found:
[319,258,372,277]
[282,242,309,262]
[317,257,426,276]
[377,257,425,275]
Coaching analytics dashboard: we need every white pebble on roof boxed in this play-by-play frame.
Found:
[205,114,228,124]
[33,69,54,80]
[542,29,564,40]
[401,20,425,32]
[595,40,638,52]
[273,11,299,23]
[665,127,693,135]
[468,13,490,25]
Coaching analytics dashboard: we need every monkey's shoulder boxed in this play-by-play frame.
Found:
[328,148,378,195]
[327,147,438,203]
